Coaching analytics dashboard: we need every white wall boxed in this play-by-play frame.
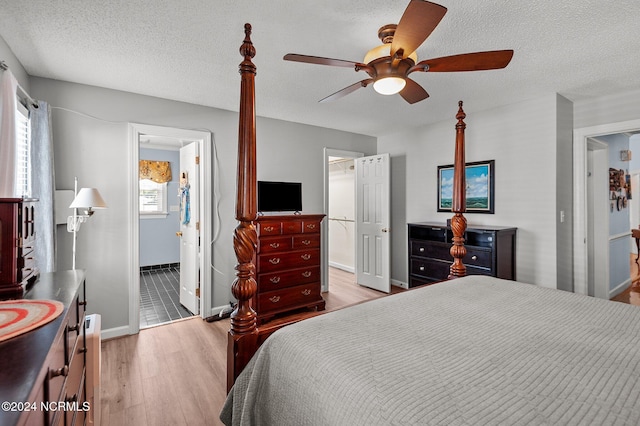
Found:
[0,36,30,90]
[31,77,376,333]
[379,94,565,289]
[574,89,640,130]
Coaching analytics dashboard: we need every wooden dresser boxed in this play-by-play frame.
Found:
[0,270,88,426]
[408,222,517,287]
[0,198,39,300]
[254,214,326,322]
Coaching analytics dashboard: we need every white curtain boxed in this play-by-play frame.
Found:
[0,69,18,197]
[30,101,56,273]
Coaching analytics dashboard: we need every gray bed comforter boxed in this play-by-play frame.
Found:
[221,275,640,425]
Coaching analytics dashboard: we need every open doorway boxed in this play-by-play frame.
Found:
[138,138,196,328]
[574,119,640,302]
[322,149,363,293]
[128,124,213,335]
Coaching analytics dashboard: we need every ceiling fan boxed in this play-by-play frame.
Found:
[284,0,513,104]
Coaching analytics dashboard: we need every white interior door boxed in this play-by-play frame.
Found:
[355,153,391,293]
[179,142,200,314]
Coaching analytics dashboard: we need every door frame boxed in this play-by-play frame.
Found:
[128,123,212,335]
[586,138,608,298]
[322,148,363,292]
[573,118,640,298]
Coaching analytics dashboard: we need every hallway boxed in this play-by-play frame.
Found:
[610,255,640,306]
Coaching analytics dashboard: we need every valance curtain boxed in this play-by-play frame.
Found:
[30,101,56,273]
[0,69,18,197]
[139,160,172,183]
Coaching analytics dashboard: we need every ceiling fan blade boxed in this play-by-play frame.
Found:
[284,54,365,69]
[412,50,514,73]
[319,79,374,103]
[399,78,429,104]
[391,0,447,60]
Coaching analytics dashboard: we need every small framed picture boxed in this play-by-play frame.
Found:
[438,160,495,214]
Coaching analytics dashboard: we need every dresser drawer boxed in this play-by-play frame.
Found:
[257,283,321,315]
[410,240,450,259]
[66,341,86,408]
[301,220,321,234]
[258,236,292,254]
[293,234,319,249]
[465,247,492,269]
[282,220,302,235]
[65,295,85,364]
[410,258,450,281]
[466,265,493,276]
[257,221,282,236]
[258,249,320,273]
[46,330,68,425]
[258,266,320,292]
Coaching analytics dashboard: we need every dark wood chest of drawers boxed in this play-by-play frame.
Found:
[408,222,516,287]
[254,214,326,322]
[0,198,39,300]
[0,270,88,426]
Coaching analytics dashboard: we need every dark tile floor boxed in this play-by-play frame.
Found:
[140,264,194,328]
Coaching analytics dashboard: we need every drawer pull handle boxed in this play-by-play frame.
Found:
[264,226,275,232]
[67,322,81,333]
[301,240,311,245]
[301,254,311,261]
[269,243,280,249]
[269,296,281,303]
[306,224,316,229]
[269,258,281,265]
[270,276,281,284]
[419,247,425,252]
[419,266,425,271]
[302,271,312,278]
[301,289,311,296]
[50,365,69,379]
[471,255,477,260]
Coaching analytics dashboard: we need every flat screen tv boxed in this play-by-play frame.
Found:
[258,181,302,213]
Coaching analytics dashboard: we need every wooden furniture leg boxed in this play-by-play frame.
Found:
[448,101,467,279]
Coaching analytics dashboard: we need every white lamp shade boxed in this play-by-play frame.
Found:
[69,188,108,209]
[373,77,407,95]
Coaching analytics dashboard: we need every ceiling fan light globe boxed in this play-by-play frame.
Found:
[373,77,406,95]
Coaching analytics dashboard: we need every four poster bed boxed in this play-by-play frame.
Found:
[222,25,640,425]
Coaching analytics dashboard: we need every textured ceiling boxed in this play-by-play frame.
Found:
[1,0,640,137]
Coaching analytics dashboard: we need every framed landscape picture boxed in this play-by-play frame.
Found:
[437,160,495,213]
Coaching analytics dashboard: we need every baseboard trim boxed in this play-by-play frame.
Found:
[610,277,632,299]
[392,279,408,289]
[101,325,131,341]
[328,261,355,273]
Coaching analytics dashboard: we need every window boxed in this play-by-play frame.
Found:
[139,179,168,217]
[15,101,31,197]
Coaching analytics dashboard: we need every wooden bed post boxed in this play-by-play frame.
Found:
[227,23,259,392]
[448,101,467,279]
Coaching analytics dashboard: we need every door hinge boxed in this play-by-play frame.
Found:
[195,156,200,165]
[195,288,200,297]
[196,221,200,231]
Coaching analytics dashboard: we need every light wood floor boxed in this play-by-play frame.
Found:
[100,268,402,426]
[610,254,640,306]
